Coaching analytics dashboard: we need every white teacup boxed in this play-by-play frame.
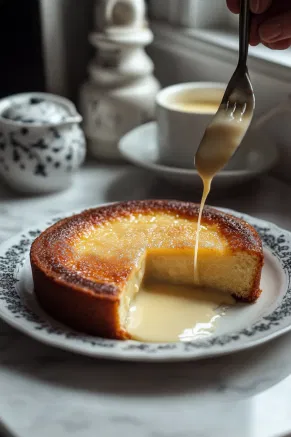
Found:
[156,82,226,169]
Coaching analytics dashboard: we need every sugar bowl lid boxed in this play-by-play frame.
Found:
[0,93,82,127]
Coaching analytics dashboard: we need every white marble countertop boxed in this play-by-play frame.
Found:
[1,163,291,437]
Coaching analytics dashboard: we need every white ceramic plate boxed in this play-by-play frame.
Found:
[119,122,278,191]
[0,206,291,362]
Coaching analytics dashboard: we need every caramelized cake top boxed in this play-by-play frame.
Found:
[30,200,262,299]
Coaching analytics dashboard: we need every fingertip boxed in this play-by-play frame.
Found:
[249,32,260,45]
[226,0,240,14]
[250,19,260,46]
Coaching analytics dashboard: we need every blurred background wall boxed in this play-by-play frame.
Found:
[0,0,44,97]
[40,0,95,101]
[0,0,95,103]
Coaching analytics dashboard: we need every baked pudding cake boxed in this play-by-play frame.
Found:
[30,200,263,340]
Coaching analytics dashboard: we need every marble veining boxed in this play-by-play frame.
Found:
[1,163,291,437]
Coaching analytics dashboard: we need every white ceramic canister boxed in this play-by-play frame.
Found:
[0,92,86,194]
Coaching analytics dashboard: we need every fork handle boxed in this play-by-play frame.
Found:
[239,0,251,66]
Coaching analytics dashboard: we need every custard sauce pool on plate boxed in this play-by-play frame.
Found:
[127,282,235,343]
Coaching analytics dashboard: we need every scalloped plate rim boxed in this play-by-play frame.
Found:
[0,203,290,362]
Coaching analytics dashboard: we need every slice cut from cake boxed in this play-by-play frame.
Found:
[30,200,264,339]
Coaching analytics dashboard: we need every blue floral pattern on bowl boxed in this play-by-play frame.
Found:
[0,93,86,194]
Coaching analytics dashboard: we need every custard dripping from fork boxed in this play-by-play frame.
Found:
[193,101,253,283]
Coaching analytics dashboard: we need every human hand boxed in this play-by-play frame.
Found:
[226,0,291,49]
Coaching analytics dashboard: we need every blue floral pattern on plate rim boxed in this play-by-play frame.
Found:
[0,206,291,362]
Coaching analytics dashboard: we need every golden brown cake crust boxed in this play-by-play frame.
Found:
[30,200,264,339]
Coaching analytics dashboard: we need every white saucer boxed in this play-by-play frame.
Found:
[119,122,278,191]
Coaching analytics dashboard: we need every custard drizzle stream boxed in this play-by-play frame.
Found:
[194,100,252,282]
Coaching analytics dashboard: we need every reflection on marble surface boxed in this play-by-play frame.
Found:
[2,318,291,437]
[1,163,291,437]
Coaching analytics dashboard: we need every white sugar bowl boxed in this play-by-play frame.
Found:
[0,92,86,194]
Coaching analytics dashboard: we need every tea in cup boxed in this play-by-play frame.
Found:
[156,82,226,169]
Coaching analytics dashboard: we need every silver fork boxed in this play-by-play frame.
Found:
[195,0,255,177]
[221,0,255,121]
